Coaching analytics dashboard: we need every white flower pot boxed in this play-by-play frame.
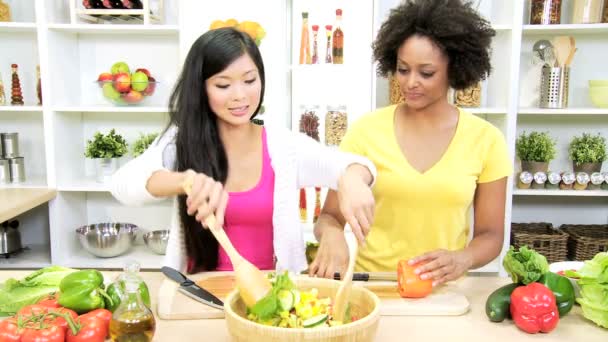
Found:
[94,158,118,183]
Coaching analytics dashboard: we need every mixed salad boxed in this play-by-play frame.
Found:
[246,272,355,328]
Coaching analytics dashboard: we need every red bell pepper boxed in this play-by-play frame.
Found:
[510,282,559,334]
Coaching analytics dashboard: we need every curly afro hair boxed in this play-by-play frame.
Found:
[373,0,495,90]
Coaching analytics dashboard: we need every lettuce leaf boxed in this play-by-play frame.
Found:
[502,246,549,284]
[249,271,294,320]
[0,266,76,315]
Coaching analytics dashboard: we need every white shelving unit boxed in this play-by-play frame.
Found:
[2,0,606,272]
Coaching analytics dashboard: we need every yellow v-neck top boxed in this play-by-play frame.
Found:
[340,105,512,272]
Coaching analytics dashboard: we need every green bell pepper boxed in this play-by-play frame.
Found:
[538,271,575,317]
[59,269,105,290]
[58,284,108,314]
[104,279,151,312]
[58,269,111,314]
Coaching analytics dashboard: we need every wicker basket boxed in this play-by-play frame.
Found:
[224,277,380,342]
[510,222,569,263]
[560,224,608,261]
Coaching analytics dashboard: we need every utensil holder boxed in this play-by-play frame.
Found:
[540,66,569,109]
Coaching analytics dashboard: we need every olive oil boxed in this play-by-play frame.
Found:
[110,276,156,342]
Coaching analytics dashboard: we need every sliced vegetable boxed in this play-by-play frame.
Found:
[302,314,328,328]
[277,289,295,311]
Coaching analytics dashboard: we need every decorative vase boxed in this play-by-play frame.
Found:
[521,161,549,174]
[573,162,602,174]
[94,158,118,183]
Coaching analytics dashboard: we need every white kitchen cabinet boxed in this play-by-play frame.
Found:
[1,0,606,271]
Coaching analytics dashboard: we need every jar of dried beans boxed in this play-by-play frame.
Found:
[325,105,348,146]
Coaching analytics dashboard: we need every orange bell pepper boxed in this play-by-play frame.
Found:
[397,260,433,298]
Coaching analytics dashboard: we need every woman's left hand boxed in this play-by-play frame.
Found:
[337,164,375,245]
[408,249,473,287]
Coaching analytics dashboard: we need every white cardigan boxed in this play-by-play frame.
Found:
[110,123,376,274]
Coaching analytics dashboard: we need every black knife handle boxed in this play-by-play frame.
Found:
[333,272,370,281]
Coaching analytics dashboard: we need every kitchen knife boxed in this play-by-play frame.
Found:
[333,272,397,282]
[161,266,224,310]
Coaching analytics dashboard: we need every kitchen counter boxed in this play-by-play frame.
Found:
[1,271,605,341]
[0,188,56,223]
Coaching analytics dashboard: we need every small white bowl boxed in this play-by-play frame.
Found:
[549,261,584,298]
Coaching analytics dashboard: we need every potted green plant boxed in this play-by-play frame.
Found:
[132,132,159,157]
[516,131,557,173]
[568,133,607,173]
[85,129,128,183]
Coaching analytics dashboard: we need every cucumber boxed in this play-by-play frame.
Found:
[485,283,520,322]
[278,289,295,311]
[303,314,328,328]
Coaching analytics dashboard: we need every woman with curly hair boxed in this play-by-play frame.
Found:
[310,0,512,286]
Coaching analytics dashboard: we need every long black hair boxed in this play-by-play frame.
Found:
[167,28,266,272]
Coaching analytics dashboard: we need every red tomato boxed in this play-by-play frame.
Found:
[77,309,112,338]
[20,324,64,342]
[397,259,433,298]
[0,318,22,342]
[47,307,78,332]
[66,318,107,342]
[17,304,49,319]
[37,293,61,308]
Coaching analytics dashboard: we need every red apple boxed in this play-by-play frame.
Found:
[122,89,144,103]
[142,76,156,96]
[113,72,131,93]
[135,68,151,77]
[97,72,113,87]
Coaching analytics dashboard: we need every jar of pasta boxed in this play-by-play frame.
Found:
[530,0,562,24]
[325,105,347,146]
[454,82,481,107]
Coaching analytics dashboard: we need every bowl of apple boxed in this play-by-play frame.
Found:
[96,62,158,106]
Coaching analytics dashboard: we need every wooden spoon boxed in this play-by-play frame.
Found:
[333,230,358,323]
[182,178,271,308]
[565,37,577,66]
[552,36,571,67]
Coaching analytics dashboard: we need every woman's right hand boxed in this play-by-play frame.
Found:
[308,225,350,278]
[182,170,229,228]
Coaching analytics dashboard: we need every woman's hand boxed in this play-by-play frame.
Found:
[337,164,375,244]
[408,249,473,287]
[308,226,349,278]
[182,170,229,228]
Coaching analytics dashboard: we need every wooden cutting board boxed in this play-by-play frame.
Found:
[156,274,470,320]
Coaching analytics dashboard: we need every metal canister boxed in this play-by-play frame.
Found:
[602,172,608,190]
[589,172,604,190]
[1,133,19,158]
[546,172,561,189]
[560,171,576,190]
[532,172,547,189]
[0,159,9,184]
[8,157,25,183]
[517,171,533,189]
[573,172,590,190]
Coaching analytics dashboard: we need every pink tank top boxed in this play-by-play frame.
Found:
[216,128,275,271]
